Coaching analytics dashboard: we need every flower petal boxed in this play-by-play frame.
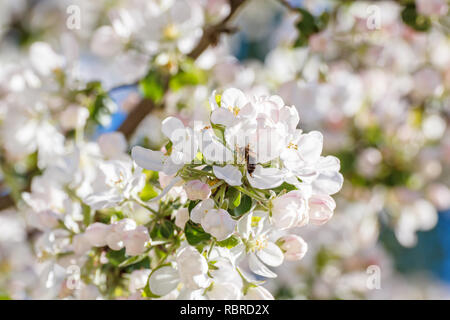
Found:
[211,108,235,127]
[213,165,242,186]
[132,146,165,172]
[256,242,284,267]
[313,171,344,195]
[161,116,185,140]
[221,88,248,110]
[191,198,215,224]
[247,166,285,189]
[248,253,277,278]
[297,131,323,163]
[149,266,180,296]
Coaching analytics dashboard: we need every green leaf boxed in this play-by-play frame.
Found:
[106,248,127,266]
[211,123,226,144]
[139,70,165,103]
[169,60,207,91]
[118,254,148,268]
[295,8,319,47]
[272,182,297,194]
[184,221,211,246]
[151,220,175,240]
[228,194,252,217]
[401,3,431,32]
[188,200,200,214]
[139,183,159,201]
[216,235,241,249]
[226,187,241,209]
[160,220,175,238]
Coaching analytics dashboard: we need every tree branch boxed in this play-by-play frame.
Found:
[117,0,247,139]
[0,0,248,211]
[0,194,14,210]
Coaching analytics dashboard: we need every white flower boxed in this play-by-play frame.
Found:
[149,245,211,297]
[235,211,284,278]
[277,234,308,261]
[176,246,211,290]
[191,199,236,241]
[84,159,145,210]
[131,116,198,174]
[271,190,309,229]
[308,194,336,225]
[210,88,250,127]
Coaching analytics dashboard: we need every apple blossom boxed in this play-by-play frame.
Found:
[277,234,308,261]
[271,190,309,229]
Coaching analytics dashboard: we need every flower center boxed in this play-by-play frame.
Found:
[227,106,240,116]
[247,234,268,252]
[163,23,180,40]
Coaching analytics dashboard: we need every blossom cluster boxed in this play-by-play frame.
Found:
[0,0,448,301]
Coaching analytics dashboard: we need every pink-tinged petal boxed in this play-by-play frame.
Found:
[184,180,211,201]
[308,194,336,225]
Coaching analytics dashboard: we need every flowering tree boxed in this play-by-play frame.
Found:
[0,0,448,300]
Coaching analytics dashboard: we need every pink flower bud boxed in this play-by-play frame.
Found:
[278,234,308,261]
[308,194,336,225]
[72,234,91,255]
[84,222,111,247]
[271,190,308,230]
[106,219,137,250]
[184,180,211,201]
[124,226,150,256]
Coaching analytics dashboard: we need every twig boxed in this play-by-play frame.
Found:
[117,0,247,139]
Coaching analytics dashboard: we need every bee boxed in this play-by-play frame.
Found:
[244,145,256,176]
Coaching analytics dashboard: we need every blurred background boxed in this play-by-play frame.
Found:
[0,0,449,299]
